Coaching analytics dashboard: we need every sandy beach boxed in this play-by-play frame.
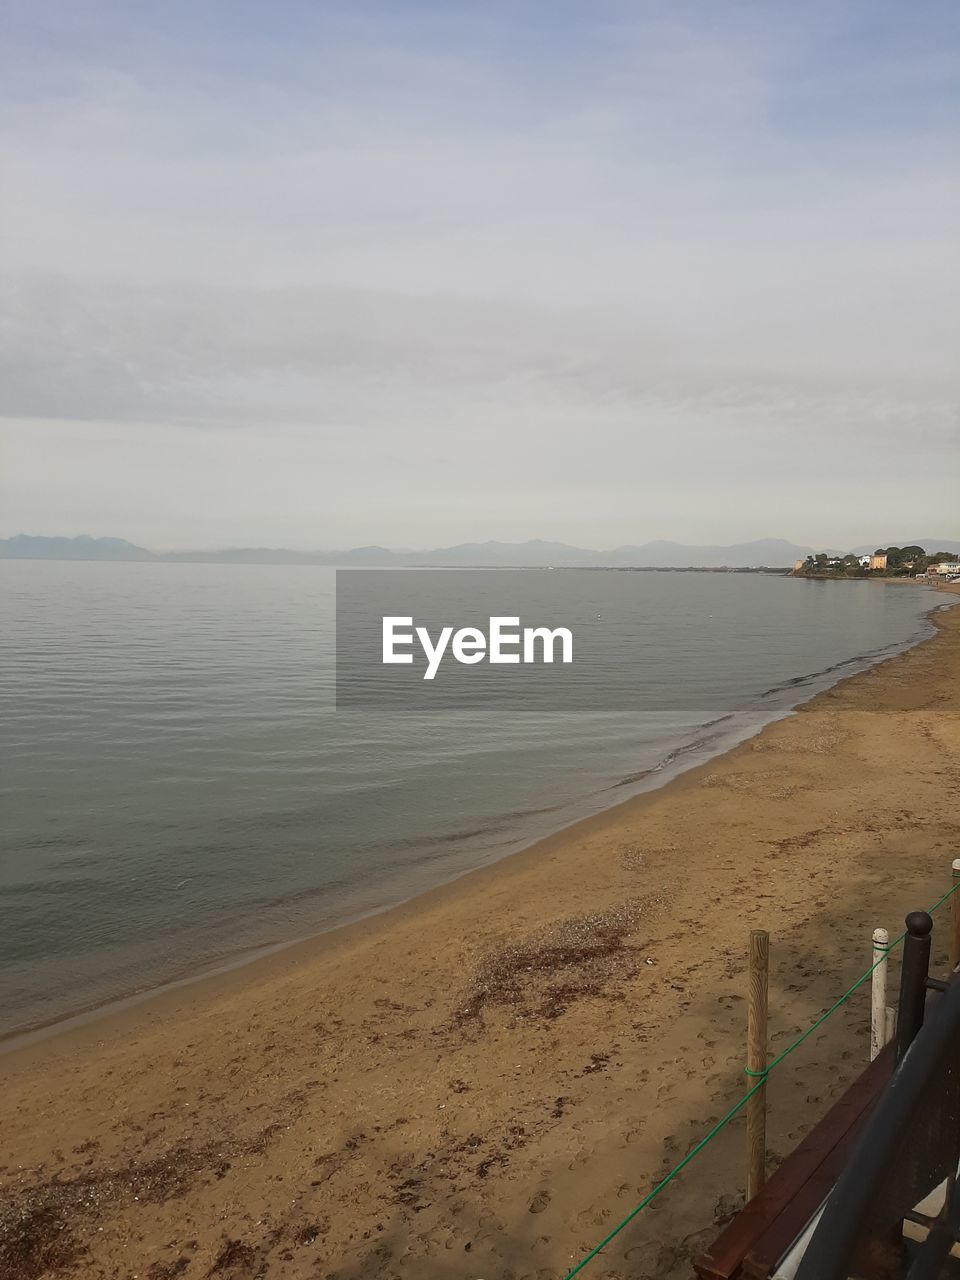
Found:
[3,592,959,1280]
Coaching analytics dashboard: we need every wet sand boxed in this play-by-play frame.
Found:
[3,594,959,1280]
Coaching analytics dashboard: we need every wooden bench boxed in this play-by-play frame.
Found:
[694,1043,894,1280]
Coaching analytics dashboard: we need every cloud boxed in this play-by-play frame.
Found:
[0,1,957,546]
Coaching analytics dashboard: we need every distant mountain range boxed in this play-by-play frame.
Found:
[2,534,958,569]
[0,535,159,562]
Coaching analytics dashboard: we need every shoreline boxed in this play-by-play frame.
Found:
[3,593,959,1280]
[1,584,947,1055]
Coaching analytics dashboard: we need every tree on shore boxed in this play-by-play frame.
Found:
[796,543,959,578]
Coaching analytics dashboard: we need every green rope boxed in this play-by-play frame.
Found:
[561,1080,766,1280]
[561,876,960,1280]
[742,939,895,1082]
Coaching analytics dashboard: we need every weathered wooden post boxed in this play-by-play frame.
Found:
[950,858,960,971]
[895,911,932,1064]
[746,929,769,1200]
[870,927,889,1062]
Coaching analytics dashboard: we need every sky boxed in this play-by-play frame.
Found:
[1,0,958,551]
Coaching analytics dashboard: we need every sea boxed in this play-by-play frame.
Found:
[0,561,943,1039]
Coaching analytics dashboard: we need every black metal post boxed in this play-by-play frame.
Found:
[895,910,933,1064]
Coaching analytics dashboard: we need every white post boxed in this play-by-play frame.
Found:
[950,858,960,971]
[871,927,890,1062]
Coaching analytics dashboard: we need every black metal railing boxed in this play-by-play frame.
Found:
[796,911,960,1279]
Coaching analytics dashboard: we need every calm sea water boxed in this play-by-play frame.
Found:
[0,562,940,1037]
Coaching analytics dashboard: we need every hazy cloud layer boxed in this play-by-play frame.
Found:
[2,2,958,547]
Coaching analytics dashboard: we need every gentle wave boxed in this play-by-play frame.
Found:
[0,561,941,1037]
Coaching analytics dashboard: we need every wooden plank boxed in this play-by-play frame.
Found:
[741,1118,865,1278]
[693,1043,893,1280]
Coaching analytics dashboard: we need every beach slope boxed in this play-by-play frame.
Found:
[3,598,959,1280]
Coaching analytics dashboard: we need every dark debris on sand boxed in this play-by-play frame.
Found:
[0,1121,293,1280]
[0,1142,211,1280]
[454,899,651,1025]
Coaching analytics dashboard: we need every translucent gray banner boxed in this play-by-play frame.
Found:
[333,567,862,712]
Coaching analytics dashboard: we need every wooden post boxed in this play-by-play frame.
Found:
[950,858,960,971]
[746,929,769,1200]
[870,927,889,1062]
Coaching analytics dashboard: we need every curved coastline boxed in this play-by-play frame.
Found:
[2,587,953,1057]
[2,593,959,1280]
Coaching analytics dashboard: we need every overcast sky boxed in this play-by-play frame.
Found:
[1,1,958,550]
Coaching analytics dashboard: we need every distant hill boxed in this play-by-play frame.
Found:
[0,534,156,561]
[417,537,822,567]
[596,538,820,568]
[0,533,824,567]
[164,546,317,565]
[7,533,957,569]
[412,539,599,567]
